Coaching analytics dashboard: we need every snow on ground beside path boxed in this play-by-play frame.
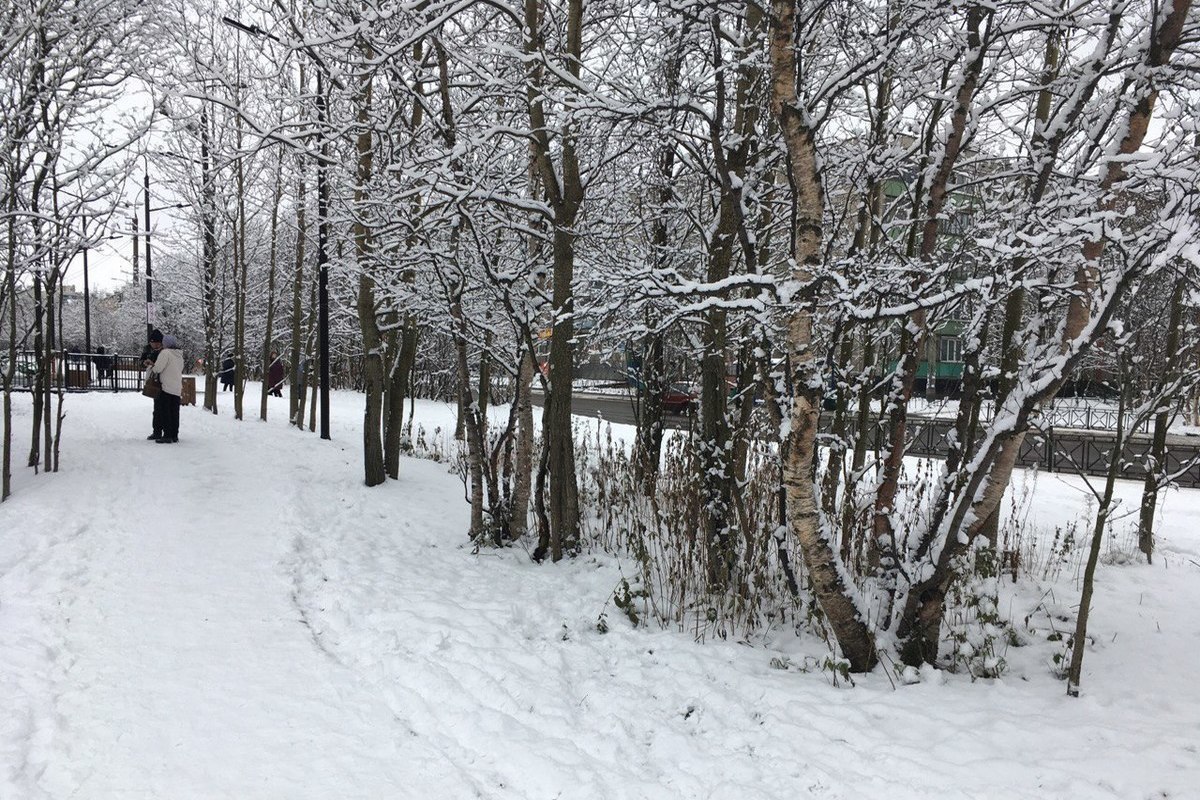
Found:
[1,386,1199,799]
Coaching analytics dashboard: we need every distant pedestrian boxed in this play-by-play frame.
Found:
[267,351,285,398]
[92,346,113,382]
[220,355,235,391]
[150,333,185,444]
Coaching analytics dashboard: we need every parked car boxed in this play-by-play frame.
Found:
[662,383,697,415]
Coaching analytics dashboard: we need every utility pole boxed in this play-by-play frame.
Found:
[82,226,92,354]
[145,171,153,341]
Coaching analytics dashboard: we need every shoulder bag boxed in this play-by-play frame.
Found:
[142,373,161,399]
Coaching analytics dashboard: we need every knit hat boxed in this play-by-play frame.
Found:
[149,330,163,343]
[163,334,178,348]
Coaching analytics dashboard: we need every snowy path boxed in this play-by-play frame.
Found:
[3,389,1200,799]
[5,394,459,799]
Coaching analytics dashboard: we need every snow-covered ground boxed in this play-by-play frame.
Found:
[2,385,1198,799]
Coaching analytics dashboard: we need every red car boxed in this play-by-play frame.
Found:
[661,384,697,415]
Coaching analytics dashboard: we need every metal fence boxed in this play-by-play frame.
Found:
[973,399,1152,434]
[3,350,147,393]
[877,416,1200,489]
[1032,403,1151,435]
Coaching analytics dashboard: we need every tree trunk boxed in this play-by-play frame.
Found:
[290,66,308,427]
[634,329,666,494]
[700,217,733,584]
[1067,359,1130,696]
[524,0,584,558]
[2,194,16,500]
[1138,276,1185,562]
[873,4,988,574]
[200,102,219,415]
[42,280,56,471]
[232,129,248,422]
[511,348,535,539]
[260,150,283,422]
[28,273,43,469]
[770,0,876,672]
[355,38,386,487]
[960,0,1189,560]
[384,317,417,479]
[823,336,854,527]
[544,225,580,559]
[451,285,486,539]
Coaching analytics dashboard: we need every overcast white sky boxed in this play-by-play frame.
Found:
[64,202,192,295]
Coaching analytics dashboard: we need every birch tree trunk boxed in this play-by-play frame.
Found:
[770,0,876,672]
[895,0,1193,666]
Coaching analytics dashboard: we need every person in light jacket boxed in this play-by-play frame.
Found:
[150,333,185,444]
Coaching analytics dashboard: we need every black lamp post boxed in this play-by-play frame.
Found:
[145,171,153,341]
[135,167,188,342]
[82,236,92,355]
[79,230,125,352]
[222,14,332,440]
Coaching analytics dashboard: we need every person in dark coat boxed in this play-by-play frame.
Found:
[267,350,285,397]
[92,346,113,382]
[144,330,164,440]
[220,355,235,391]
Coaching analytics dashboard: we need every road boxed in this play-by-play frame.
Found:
[533,388,1200,488]
[532,388,694,429]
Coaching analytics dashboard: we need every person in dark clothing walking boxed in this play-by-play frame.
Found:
[267,351,285,398]
[220,355,235,391]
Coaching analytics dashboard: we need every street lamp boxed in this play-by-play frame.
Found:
[82,225,91,353]
[222,14,333,440]
[145,171,152,341]
[77,222,124,353]
[54,188,120,355]
[136,170,188,342]
[78,227,126,354]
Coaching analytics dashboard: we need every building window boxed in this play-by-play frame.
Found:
[938,336,962,364]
